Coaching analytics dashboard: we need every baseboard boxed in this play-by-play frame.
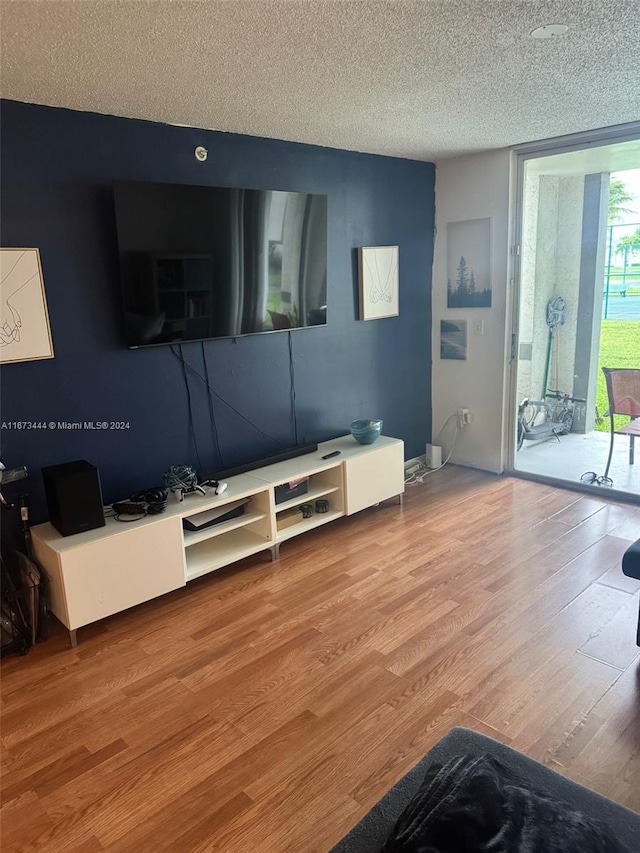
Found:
[405,454,501,476]
[510,469,640,505]
[449,457,503,475]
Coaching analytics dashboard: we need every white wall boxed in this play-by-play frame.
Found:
[431,149,512,473]
[519,174,585,402]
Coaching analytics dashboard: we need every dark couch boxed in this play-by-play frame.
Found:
[329,727,640,852]
[622,538,640,645]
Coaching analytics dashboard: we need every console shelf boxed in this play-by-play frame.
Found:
[275,483,340,513]
[276,508,344,543]
[32,435,404,646]
[182,509,267,547]
[185,529,270,580]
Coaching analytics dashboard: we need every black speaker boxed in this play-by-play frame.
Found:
[42,460,106,537]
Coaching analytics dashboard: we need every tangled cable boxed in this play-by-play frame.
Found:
[163,465,204,500]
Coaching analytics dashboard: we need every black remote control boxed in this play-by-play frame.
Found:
[321,450,341,459]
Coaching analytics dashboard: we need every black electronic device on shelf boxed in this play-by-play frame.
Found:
[112,487,168,520]
[182,498,250,532]
[42,460,105,537]
[274,478,309,505]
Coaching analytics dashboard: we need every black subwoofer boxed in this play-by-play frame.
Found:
[42,460,106,537]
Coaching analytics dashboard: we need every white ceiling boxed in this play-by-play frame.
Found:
[1,0,639,161]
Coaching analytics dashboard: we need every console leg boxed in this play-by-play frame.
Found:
[398,493,405,506]
[69,629,78,648]
[270,543,280,561]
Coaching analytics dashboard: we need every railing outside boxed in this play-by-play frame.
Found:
[603,221,640,319]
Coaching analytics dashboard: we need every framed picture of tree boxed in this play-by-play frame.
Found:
[446,218,491,308]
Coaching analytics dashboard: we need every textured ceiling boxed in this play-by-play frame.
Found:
[1,0,639,161]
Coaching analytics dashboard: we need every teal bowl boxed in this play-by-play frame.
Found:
[350,419,383,445]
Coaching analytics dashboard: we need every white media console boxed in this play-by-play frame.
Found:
[32,435,404,646]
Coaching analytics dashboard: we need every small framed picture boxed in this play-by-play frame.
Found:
[440,319,467,360]
[358,246,399,320]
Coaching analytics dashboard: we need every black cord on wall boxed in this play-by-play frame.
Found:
[176,344,204,472]
[288,331,299,446]
[170,344,287,449]
[201,342,224,469]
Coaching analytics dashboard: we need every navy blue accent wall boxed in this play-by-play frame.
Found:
[0,100,434,523]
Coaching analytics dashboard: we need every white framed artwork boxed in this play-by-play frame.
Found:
[358,246,399,320]
[0,249,54,364]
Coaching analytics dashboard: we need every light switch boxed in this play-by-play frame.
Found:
[473,319,484,335]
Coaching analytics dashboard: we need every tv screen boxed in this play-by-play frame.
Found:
[113,181,327,347]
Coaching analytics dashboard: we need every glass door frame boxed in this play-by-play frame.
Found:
[504,121,640,501]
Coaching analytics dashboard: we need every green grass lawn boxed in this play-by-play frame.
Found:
[595,320,640,432]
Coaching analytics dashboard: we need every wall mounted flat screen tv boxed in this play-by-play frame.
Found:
[113,181,327,348]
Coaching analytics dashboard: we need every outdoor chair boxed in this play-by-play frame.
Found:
[602,367,640,480]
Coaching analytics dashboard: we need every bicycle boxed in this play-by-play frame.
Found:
[517,390,586,450]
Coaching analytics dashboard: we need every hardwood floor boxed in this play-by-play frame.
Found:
[2,467,639,851]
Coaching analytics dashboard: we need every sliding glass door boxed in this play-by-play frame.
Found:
[509,132,640,499]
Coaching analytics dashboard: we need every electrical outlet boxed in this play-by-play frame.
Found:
[457,407,471,427]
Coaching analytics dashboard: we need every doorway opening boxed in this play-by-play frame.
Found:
[512,140,640,499]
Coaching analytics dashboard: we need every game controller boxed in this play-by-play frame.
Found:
[173,483,207,502]
[200,479,228,496]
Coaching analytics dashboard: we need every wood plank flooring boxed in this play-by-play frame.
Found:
[2,467,639,851]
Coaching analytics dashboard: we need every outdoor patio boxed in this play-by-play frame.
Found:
[517,428,640,496]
